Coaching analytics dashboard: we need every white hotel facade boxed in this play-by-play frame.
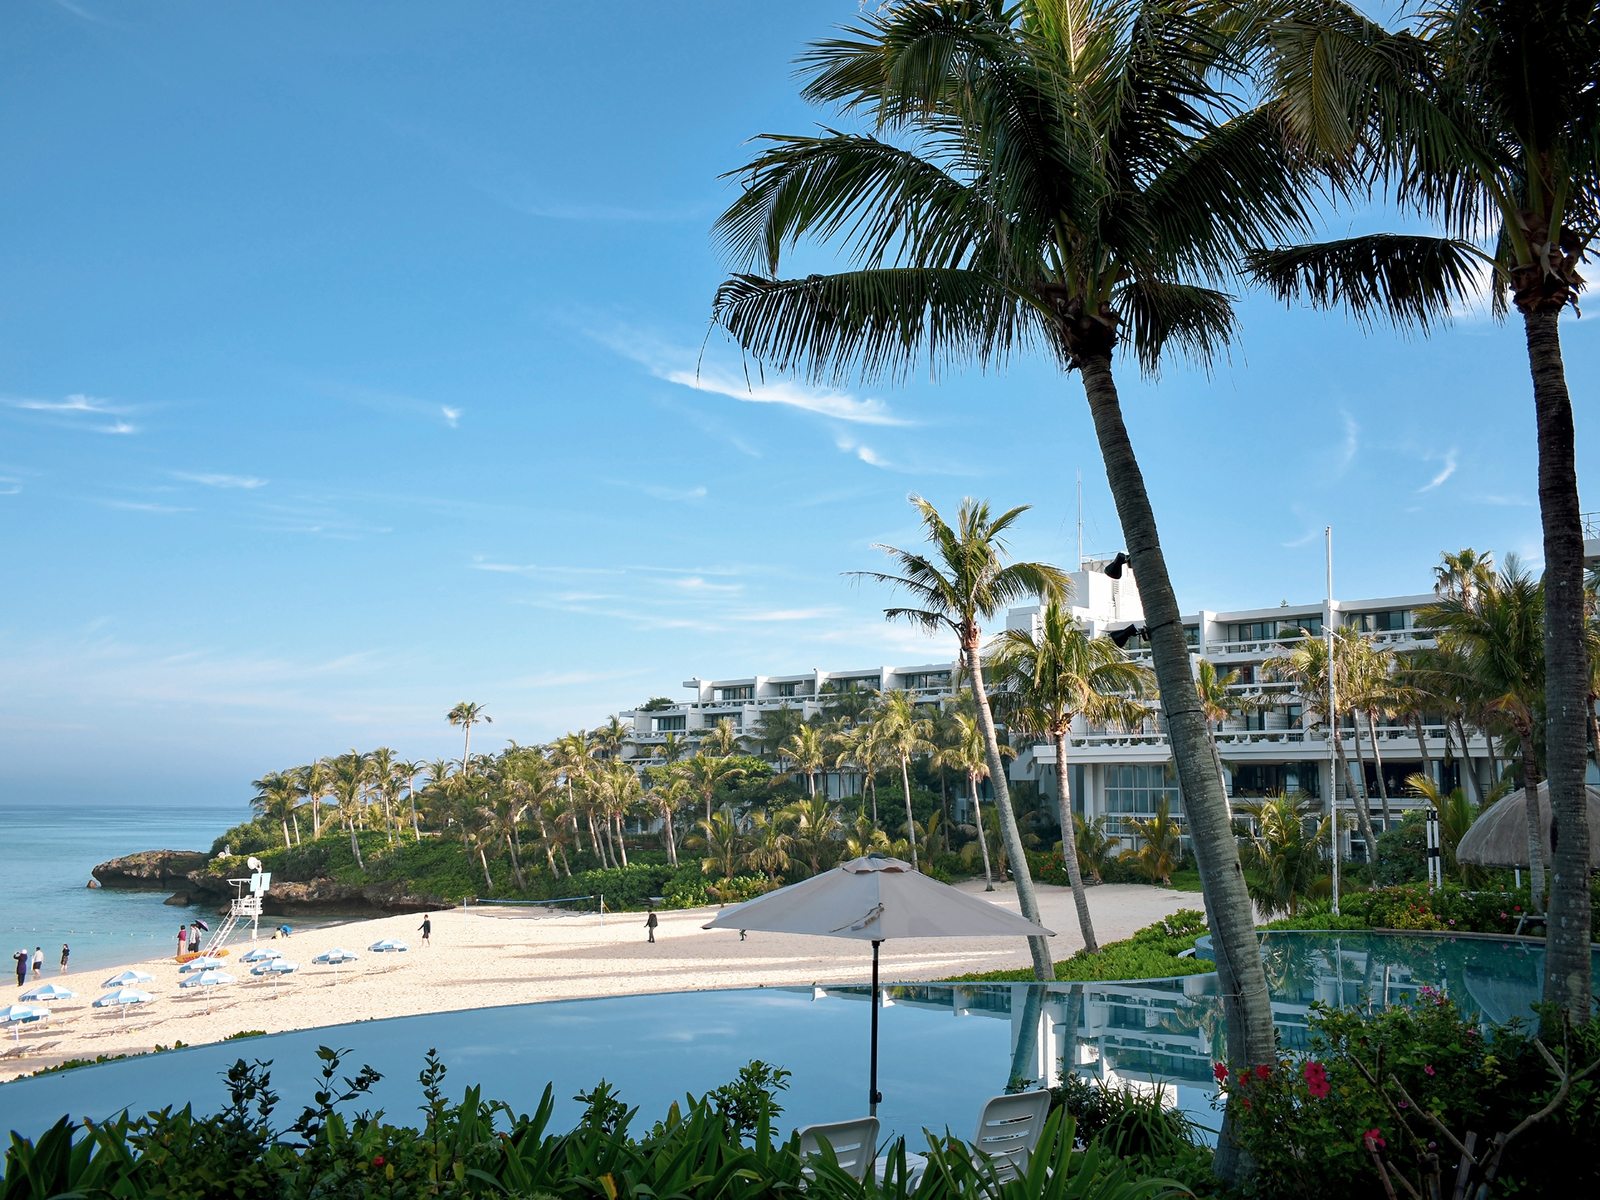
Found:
[620,564,1495,856]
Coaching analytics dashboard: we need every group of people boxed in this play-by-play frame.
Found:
[175,924,203,958]
[12,945,68,986]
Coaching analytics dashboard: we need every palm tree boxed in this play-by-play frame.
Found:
[250,771,299,850]
[1435,549,1497,606]
[1194,658,1271,806]
[752,704,806,762]
[448,702,491,775]
[711,0,1294,1057]
[1073,813,1121,886]
[989,597,1154,954]
[1405,773,1482,887]
[875,690,936,871]
[933,709,1012,892]
[294,761,331,841]
[673,752,748,830]
[1255,1,1595,1022]
[831,716,888,822]
[701,719,743,758]
[396,759,426,842]
[650,777,694,868]
[327,750,369,871]
[745,810,795,883]
[784,794,842,877]
[1234,794,1330,919]
[688,809,748,882]
[591,715,629,759]
[783,725,827,799]
[853,495,1065,978]
[1121,799,1185,887]
[367,746,400,844]
[1417,560,1548,909]
[479,783,528,891]
[657,731,689,768]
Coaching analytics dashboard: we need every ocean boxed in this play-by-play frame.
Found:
[0,801,350,977]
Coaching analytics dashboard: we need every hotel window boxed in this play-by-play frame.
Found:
[1345,610,1411,633]
[653,715,686,732]
[1103,764,1182,815]
[716,685,753,701]
[775,681,811,697]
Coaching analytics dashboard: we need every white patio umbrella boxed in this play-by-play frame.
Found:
[179,957,227,974]
[102,969,154,988]
[179,968,236,990]
[2,1004,50,1043]
[251,959,298,993]
[240,947,283,963]
[19,983,75,1005]
[92,987,153,1022]
[312,949,360,983]
[368,939,409,953]
[703,854,1053,1114]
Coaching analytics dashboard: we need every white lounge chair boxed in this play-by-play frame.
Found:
[876,1090,1053,1188]
[797,1117,880,1182]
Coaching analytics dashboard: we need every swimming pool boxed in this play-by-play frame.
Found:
[1,931,1593,1148]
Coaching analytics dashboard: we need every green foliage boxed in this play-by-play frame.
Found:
[1048,1076,1216,1195]
[1348,883,1545,933]
[20,1042,188,1079]
[224,1030,267,1040]
[1221,995,1600,1197]
[948,912,1214,983]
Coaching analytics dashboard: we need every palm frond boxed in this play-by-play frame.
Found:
[1117,278,1239,375]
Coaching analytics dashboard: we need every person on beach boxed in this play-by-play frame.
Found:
[188,927,200,955]
[418,915,431,946]
[31,948,42,980]
[177,925,188,958]
[59,945,69,974]
[12,952,26,987]
[644,909,658,944]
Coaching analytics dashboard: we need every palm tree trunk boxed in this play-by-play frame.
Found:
[663,810,678,867]
[1344,720,1380,863]
[898,754,919,871]
[1364,710,1393,826]
[615,814,629,866]
[1412,713,1433,784]
[1520,734,1546,913]
[1455,718,1484,802]
[1053,730,1099,954]
[505,835,526,891]
[1526,310,1593,1023]
[1078,356,1275,1092]
[1588,698,1600,771]
[479,844,493,891]
[313,797,321,839]
[558,842,571,876]
[347,817,365,871]
[968,769,994,890]
[964,644,1051,981]
[282,819,291,850]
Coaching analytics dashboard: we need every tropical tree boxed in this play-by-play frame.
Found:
[591,715,629,759]
[702,719,744,758]
[397,758,426,842]
[1405,773,1482,887]
[783,725,828,799]
[650,777,694,868]
[831,717,888,823]
[673,752,748,830]
[1121,799,1185,886]
[250,770,299,850]
[1073,813,1121,886]
[933,709,1013,892]
[294,761,331,840]
[989,597,1154,953]
[751,704,806,762]
[711,0,1294,1059]
[854,496,1065,978]
[784,794,842,876]
[478,784,528,891]
[1234,794,1329,918]
[1194,658,1271,804]
[1255,0,1595,1023]
[328,750,369,870]
[745,810,795,882]
[448,702,492,775]
[656,731,689,767]
[549,732,594,856]
[874,690,936,871]
[1435,549,1497,605]
[688,809,748,881]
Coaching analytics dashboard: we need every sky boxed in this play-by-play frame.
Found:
[2,1,1595,807]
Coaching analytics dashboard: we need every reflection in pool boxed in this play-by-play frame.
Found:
[1,933,1592,1148]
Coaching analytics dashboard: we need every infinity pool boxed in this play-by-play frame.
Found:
[1,932,1592,1147]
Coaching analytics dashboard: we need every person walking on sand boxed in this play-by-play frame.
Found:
[418,915,431,946]
[177,925,188,958]
[59,944,70,974]
[188,926,200,955]
[31,948,42,980]
[644,909,658,944]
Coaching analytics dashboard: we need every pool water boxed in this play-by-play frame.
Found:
[0,932,1594,1148]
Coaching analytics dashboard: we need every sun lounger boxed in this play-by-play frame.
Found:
[797,1116,879,1181]
[876,1090,1053,1187]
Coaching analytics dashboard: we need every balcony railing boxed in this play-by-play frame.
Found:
[1584,511,1600,539]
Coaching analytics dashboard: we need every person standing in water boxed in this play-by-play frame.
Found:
[644,908,659,944]
[12,952,26,987]
[31,948,42,980]
[59,945,70,974]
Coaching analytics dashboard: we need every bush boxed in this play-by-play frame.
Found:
[948,910,1214,983]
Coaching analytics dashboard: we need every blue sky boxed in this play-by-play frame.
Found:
[2,1,1594,806]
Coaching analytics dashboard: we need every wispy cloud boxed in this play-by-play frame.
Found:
[1339,412,1360,472]
[99,421,138,435]
[175,472,266,489]
[665,576,742,594]
[101,499,193,514]
[835,432,892,468]
[9,393,123,414]
[442,406,461,428]
[641,484,707,502]
[1477,493,1534,507]
[1280,528,1322,548]
[0,478,20,496]
[1417,449,1458,492]
[732,609,831,622]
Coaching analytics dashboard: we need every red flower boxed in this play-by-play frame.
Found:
[1303,1061,1330,1099]
[1241,1097,1251,1109]
[1424,1065,1435,1076]
[1213,1063,1229,1083]
[1255,1064,1272,1079]
[373,1156,385,1168]
[1364,1129,1386,1150]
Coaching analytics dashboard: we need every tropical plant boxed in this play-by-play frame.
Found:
[711,0,1290,1064]
[673,752,749,830]
[781,725,827,799]
[1404,772,1482,887]
[326,750,369,870]
[249,771,299,850]
[830,716,888,823]
[1254,0,1597,1024]
[744,811,794,883]
[1073,814,1121,886]
[784,794,842,877]
[688,809,749,880]
[447,702,492,775]
[989,598,1154,953]
[702,719,744,758]
[1120,799,1184,887]
[650,777,694,868]
[875,690,936,871]
[1234,793,1330,918]
[933,709,1006,890]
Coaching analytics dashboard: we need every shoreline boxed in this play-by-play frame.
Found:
[0,882,1196,1083]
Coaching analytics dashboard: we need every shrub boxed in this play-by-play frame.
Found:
[948,910,1214,983]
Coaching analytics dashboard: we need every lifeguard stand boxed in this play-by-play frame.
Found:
[202,858,271,956]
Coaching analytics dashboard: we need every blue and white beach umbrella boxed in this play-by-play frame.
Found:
[312,948,359,983]
[250,959,298,976]
[102,969,154,988]
[1,1004,50,1042]
[92,988,153,1022]
[240,947,283,963]
[19,983,75,1004]
[178,969,236,989]
[368,939,409,953]
[179,957,227,974]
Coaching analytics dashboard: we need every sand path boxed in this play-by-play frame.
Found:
[0,881,1199,1083]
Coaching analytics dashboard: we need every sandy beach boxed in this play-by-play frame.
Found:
[0,881,1198,1083]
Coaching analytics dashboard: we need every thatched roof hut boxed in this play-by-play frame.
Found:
[1454,780,1600,869]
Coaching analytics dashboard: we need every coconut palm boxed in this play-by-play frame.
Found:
[1255,0,1596,1021]
[989,598,1154,953]
[294,761,331,840]
[591,715,629,760]
[688,809,749,881]
[853,495,1065,977]
[327,750,369,870]
[650,777,694,868]
[673,752,749,830]
[657,731,689,768]
[1404,773,1482,887]
[1435,549,1497,606]
[1417,560,1547,908]
[1073,813,1121,886]
[784,793,842,876]
[250,771,299,850]
[831,716,889,822]
[702,719,744,758]
[1234,794,1330,918]
[367,747,401,844]
[752,704,806,762]
[745,810,795,882]
[1194,658,1272,804]
[875,690,937,872]
[783,725,828,799]
[712,0,1294,1052]
[1121,799,1185,886]
[934,708,1013,892]
[549,732,594,856]
[447,702,492,775]
[478,784,528,891]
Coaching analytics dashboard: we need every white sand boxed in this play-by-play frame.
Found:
[0,882,1200,1083]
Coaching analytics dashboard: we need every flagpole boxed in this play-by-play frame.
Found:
[1327,526,1340,916]
[869,940,883,1115]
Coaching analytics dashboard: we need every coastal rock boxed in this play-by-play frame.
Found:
[163,892,192,906]
[91,850,211,891]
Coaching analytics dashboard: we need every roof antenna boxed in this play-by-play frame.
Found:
[1076,470,1084,569]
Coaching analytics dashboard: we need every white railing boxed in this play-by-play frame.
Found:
[1069,723,1475,751]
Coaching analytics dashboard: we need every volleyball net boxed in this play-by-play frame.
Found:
[464,894,606,924]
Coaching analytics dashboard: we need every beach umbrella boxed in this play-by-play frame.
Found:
[1,1004,51,1043]
[368,939,409,953]
[240,947,283,963]
[1455,781,1600,871]
[20,983,75,1005]
[703,854,1053,1114]
[102,969,154,988]
[92,987,153,1022]
[251,959,298,994]
[179,957,226,974]
[190,919,210,932]
[178,969,236,989]
[313,948,360,983]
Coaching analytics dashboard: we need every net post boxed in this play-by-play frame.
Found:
[599,894,604,927]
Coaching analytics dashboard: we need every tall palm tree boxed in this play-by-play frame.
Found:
[784,793,843,876]
[448,702,492,775]
[1435,549,1497,605]
[673,752,748,829]
[875,690,937,871]
[549,732,594,856]
[745,810,795,882]
[854,496,1064,977]
[688,808,749,881]
[831,716,888,822]
[1417,560,1548,908]
[752,704,806,762]
[1122,799,1185,887]
[783,725,828,799]
[657,731,689,768]
[591,715,630,760]
[479,784,528,891]
[294,761,331,841]
[650,777,694,868]
[712,0,1299,1053]
[367,746,400,844]
[933,708,1014,892]
[1404,773,1482,887]
[701,719,744,758]
[327,750,369,871]
[1255,0,1596,1022]
[989,597,1154,954]
[1194,658,1271,806]
[250,770,299,850]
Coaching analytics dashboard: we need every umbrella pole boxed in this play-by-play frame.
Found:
[870,940,882,1116]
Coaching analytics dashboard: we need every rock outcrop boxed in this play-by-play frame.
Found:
[91,850,211,890]
[92,851,452,916]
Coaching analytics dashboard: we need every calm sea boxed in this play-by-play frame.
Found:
[0,801,352,977]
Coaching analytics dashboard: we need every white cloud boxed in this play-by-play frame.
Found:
[732,609,831,622]
[8,393,122,413]
[101,500,193,513]
[665,366,908,425]
[665,576,742,594]
[641,484,707,502]
[835,432,892,468]
[0,478,20,496]
[1339,412,1360,472]
[442,406,461,427]
[1417,449,1458,492]
[175,472,267,489]
[98,421,138,435]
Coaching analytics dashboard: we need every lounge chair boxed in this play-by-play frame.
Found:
[876,1090,1053,1187]
[797,1116,880,1182]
